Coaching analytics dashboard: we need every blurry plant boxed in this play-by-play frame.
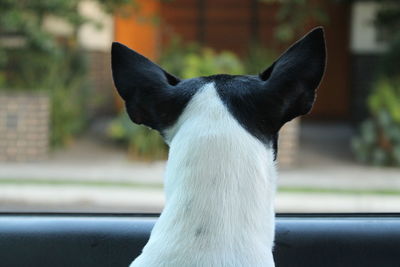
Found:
[107,112,168,161]
[157,38,200,76]
[159,37,245,78]
[0,0,136,147]
[261,0,329,44]
[352,78,400,166]
[47,49,88,147]
[243,42,277,75]
[3,43,88,147]
[180,48,244,78]
[352,2,400,166]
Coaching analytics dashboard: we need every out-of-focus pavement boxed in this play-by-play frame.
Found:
[1,122,400,213]
[1,161,400,213]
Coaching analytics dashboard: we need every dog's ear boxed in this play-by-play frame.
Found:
[260,27,326,129]
[111,42,181,130]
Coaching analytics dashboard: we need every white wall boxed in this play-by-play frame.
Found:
[78,1,114,52]
[43,16,74,37]
[43,0,113,52]
[350,2,387,54]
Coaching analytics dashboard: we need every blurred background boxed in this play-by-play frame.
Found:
[0,0,399,213]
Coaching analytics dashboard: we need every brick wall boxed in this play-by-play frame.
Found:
[277,118,300,168]
[0,93,49,161]
[87,50,116,116]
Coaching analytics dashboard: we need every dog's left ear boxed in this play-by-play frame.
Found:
[260,27,326,129]
[111,42,182,131]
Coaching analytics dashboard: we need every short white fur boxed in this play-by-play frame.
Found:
[130,83,277,267]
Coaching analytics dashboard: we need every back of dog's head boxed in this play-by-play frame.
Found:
[111,27,326,153]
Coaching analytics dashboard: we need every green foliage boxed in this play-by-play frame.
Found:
[261,0,329,44]
[2,46,88,147]
[368,79,400,123]
[0,0,135,147]
[181,49,244,78]
[352,2,400,166]
[47,49,88,147]
[107,112,168,161]
[159,37,245,79]
[352,78,400,166]
[243,42,277,75]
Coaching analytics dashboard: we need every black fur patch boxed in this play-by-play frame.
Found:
[112,43,203,132]
[207,74,282,158]
[209,27,326,159]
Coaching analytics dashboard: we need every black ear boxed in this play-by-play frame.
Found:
[260,27,326,126]
[111,42,181,130]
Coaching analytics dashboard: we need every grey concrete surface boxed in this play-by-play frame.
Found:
[2,184,400,213]
[1,161,400,190]
[0,122,399,213]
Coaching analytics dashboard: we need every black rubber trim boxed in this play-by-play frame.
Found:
[1,214,400,267]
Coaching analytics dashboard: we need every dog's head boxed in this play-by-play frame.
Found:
[112,27,326,156]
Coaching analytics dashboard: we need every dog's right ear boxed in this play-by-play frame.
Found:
[111,42,181,130]
[259,27,326,130]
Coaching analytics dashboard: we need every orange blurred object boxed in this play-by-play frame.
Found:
[114,0,160,110]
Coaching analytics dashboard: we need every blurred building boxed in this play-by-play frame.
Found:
[2,0,384,123]
[1,0,389,163]
[114,0,351,121]
[76,0,383,125]
[56,0,388,166]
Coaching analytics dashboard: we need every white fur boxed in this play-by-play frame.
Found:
[130,83,277,267]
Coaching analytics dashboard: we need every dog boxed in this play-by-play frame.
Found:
[112,27,326,267]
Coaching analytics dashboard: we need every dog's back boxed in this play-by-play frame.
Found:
[112,27,326,267]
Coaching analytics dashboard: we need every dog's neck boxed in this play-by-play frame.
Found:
[131,83,277,267]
